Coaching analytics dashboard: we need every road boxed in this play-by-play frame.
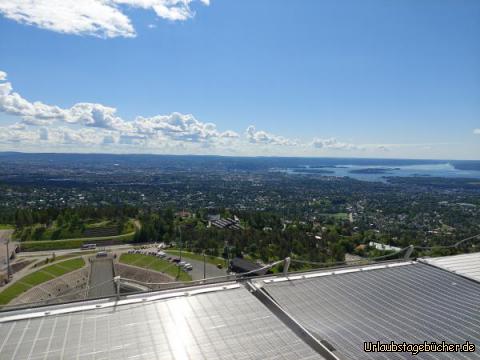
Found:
[88,258,116,298]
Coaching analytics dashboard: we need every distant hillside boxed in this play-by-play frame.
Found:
[451,160,480,171]
[2,151,475,171]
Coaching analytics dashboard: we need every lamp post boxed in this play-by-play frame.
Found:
[177,226,182,279]
[203,251,206,280]
[179,226,182,262]
[6,239,11,280]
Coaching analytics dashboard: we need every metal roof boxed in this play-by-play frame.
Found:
[421,252,480,283]
[0,283,322,360]
[1,256,479,360]
[257,262,480,360]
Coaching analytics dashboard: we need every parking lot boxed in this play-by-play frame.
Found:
[128,247,228,281]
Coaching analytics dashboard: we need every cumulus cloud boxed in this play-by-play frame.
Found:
[0,127,39,144]
[312,138,360,151]
[0,69,370,155]
[0,0,209,38]
[0,73,131,130]
[474,129,480,135]
[0,79,65,123]
[0,70,239,150]
[8,122,26,130]
[245,125,296,146]
[67,103,134,131]
[135,113,238,142]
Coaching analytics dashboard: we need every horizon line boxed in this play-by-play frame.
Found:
[0,150,479,162]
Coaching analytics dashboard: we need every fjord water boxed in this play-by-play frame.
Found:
[286,162,480,182]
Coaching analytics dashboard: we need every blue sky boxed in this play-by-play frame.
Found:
[0,0,479,159]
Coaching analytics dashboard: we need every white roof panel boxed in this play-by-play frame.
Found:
[0,285,322,360]
[422,252,480,282]
[261,262,480,360]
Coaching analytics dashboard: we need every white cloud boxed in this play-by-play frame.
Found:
[474,129,480,135]
[312,137,360,151]
[0,70,240,150]
[8,122,26,130]
[0,0,135,38]
[0,69,376,155]
[0,74,132,130]
[134,113,238,142]
[119,134,146,145]
[0,127,39,144]
[0,0,209,38]
[115,0,207,21]
[67,103,134,131]
[245,125,296,146]
[0,78,65,123]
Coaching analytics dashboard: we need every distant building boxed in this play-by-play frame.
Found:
[209,217,243,230]
[368,241,402,252]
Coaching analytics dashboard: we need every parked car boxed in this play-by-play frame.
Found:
[183,264,193,271]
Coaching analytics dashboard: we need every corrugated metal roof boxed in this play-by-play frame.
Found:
[0,284,323,360]
[258,262,480,360]
[1,255,479,360]
[422,252,480,283]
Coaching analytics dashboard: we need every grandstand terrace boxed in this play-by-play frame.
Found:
[10,267,88,306]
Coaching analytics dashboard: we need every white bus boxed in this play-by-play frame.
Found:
[81,244,97,250]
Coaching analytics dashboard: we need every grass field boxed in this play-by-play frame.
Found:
[0,258,86,305]
[0,224,14,230]
[119,253,191,282]
[166,250,225,267]
[85,220,111,228]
